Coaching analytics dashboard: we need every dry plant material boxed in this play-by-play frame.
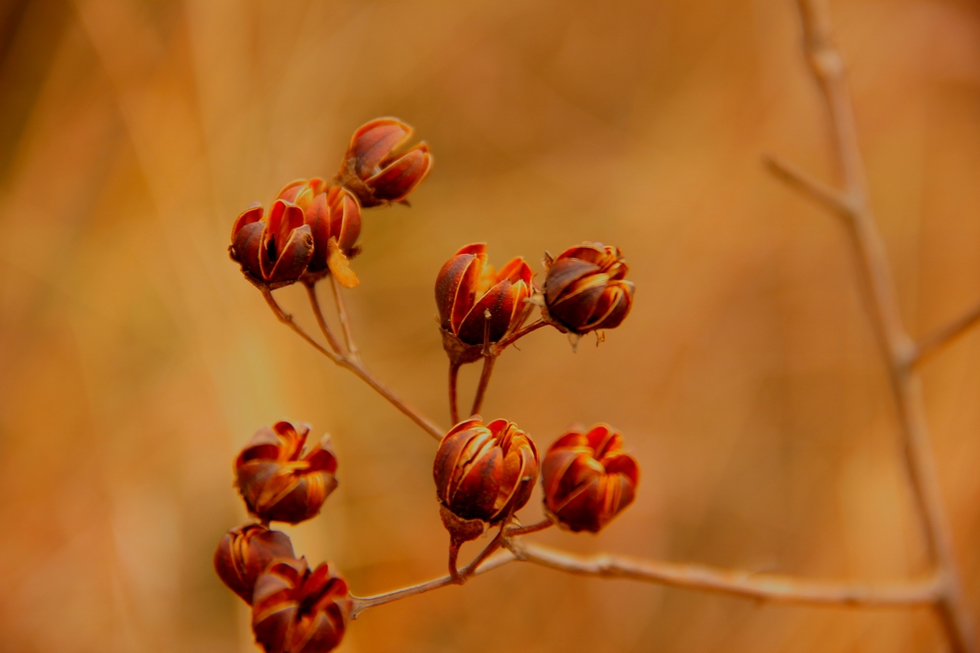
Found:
[230,200,313,290]
[542,243,635,335]
[276,180,362,286]
[541,424,639,533]
[252,558,352,653]
[433,417,539,579]
[214,524,296,604]
[334,117,433,208]
[215,36,980,648]
[235,422,338,525]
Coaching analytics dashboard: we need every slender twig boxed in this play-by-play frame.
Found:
[263,289,342,362]
[469,355,496,417]
[504,539,941,608]
[350,535,938,621]
[349,550,517,620]
[910,300,980,368]
[505,519,554,537]
[763,154,853,216]
[495,319,549,351]
[458,524,507,581]
[265,289,444,441]
[330,275,361,363]
[448,361,461,425]
[447,539,463,584]
[767,2,976,649]
[303,281,345,354]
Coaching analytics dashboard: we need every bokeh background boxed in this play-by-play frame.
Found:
[2,0,980,651]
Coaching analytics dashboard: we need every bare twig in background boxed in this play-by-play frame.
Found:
[763,154,852,216]
[767,1,977,650]
[911,301,980,368]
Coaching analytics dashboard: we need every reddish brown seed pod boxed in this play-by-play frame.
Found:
[230,199,314,289]
[252,557,352,653]
[235,422,339,525]
[435,243,534,362]
[334,117,433,208]
[541,424,639,533]
[214,524,296,604]
[433,417,539,543]
[543,243,635,335]
[276,179,363,287]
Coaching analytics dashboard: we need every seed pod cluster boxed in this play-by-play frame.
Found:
[230,117,432,290]
[222,114,646,648]
[215,421,351,653]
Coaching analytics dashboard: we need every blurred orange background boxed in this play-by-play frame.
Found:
[2,0,980,651]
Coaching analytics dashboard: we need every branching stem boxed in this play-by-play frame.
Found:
[504,539,941,608]
[766,1,977,649]
[303,281,344,354]
[910,300,980,368]
[349,533,939,620]
[349,550,517,620]
[263,288,444,441]
[496,319,548,351]
[505,519,554,537]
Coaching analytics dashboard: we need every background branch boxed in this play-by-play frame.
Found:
[765,1,978,650]
[911,301,980,367]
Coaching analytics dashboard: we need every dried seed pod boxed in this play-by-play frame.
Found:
[541,424,639,533]
[435,243,534,363]
[433,417,538,544]
[335,117,433,208]
[230,200,314,289]
[235,422,339,525]
[543,243,635,335]
[214,524,295,604]
[252,557,352,653]
[276,179,363,287]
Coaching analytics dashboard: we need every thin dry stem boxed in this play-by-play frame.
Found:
[495,319,548,351]
[351,531,938,620]
[447,539,463,584]
[766,1,977,649]
[349,550,517,619]
[265,288,444,441]
[505,519,554,537]
[330,274,361,363]
[469,354,496,417]
[457,525,507,583]
[911,300,980,368]
[303,281,345,354]
[448,361,461,425]
[763,154,852,216]
[505,539,941,608]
